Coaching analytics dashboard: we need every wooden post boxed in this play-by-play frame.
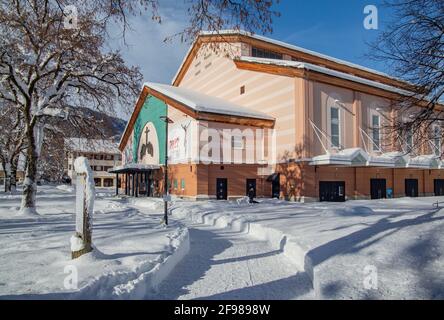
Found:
[71,158,94,259]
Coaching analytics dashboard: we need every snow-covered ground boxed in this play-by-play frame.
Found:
[171,197,444,299]
[0,185,189,299]
[1,185,443,300]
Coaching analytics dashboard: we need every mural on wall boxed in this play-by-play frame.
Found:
[168,118,194,164]
[132,95,167,165]
[122,132,134,165]
[121,95,197,166]
[137,122,160,165]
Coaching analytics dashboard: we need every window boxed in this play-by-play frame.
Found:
[406,128,413,153]
[330,106,340,148]
[240,85,245,95]
[105,154,113,160]
[181,178,185,190]
[94,166,103,171]
[252,47,283,60]
[372,114,380,151]
[173,179,178,190]
[434,126,441,156]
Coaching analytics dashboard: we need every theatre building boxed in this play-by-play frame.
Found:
[114,30,444,202]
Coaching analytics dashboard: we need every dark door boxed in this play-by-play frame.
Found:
[216,178,228,200]
[272,174,280,198]
[319,181,346,202]
[405,179,418,197]
[370,179,387,199]
[434,179,444,196]
[246,179,257,198]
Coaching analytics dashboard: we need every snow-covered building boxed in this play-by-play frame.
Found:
[65,138,121,187]
[115,30,444,202]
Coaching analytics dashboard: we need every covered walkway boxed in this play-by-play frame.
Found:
[109,164,161,197]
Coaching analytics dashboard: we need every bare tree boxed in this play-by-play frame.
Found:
[369,0,444,152]
[0,102,26,192]
[0,0,142,214]
[164,0,280,42]
[0,0,280,213]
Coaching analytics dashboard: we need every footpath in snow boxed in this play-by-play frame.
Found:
[0,186,189,299]
[156,221,313,300]
[171,197,444,299]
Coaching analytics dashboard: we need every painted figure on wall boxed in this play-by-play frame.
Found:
[138,122,160,165]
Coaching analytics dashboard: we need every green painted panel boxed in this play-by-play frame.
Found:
[133,95,167,164]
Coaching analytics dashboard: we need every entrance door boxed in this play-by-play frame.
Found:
[405,179,419,197]
[370,179,387,199]
[216,178,228,200]
[434,179,444,196]
[246,179,257,198]
[272,174,280,198]
[319,181,346,202]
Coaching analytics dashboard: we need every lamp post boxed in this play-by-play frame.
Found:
[160,115,174,225]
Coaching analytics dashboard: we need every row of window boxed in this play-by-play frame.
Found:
[68,165,114,172]
[328,105,442,155]
[71,153,121,161]
[169,178,186,191]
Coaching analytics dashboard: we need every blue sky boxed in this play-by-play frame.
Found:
[110,0,394,111]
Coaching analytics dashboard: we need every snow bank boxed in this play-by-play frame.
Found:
[70,225,190,300]
[111,227,190,299]
[173,198,444,299]
[56,185,74,193]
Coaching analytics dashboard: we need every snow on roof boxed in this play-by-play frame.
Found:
[310,148,442,169]
[174,30,403,85]
[145,82,275,121]
[407,154,440,169]
[238,56,412,96]
[310,148,368,166]
[65,138,120,154]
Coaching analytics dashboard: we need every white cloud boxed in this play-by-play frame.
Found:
[107,2,191,84]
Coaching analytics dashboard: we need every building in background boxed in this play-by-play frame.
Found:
[114,30,444,202]
[65,138,121,187]
[0,153,26,188]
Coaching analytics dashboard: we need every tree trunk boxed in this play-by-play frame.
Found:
[20,126,38,215]
[10,157,18,192]
[3,162,11,193]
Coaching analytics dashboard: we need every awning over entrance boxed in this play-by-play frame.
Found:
[406,155,440,169]
[310,148,442,169]
[108,163,161,174]
[309,148,368,166]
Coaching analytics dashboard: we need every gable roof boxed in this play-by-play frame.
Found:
[236,56,411,96]
[119,83,275,150]
[172,30,411,90]
[146,82,274,121]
